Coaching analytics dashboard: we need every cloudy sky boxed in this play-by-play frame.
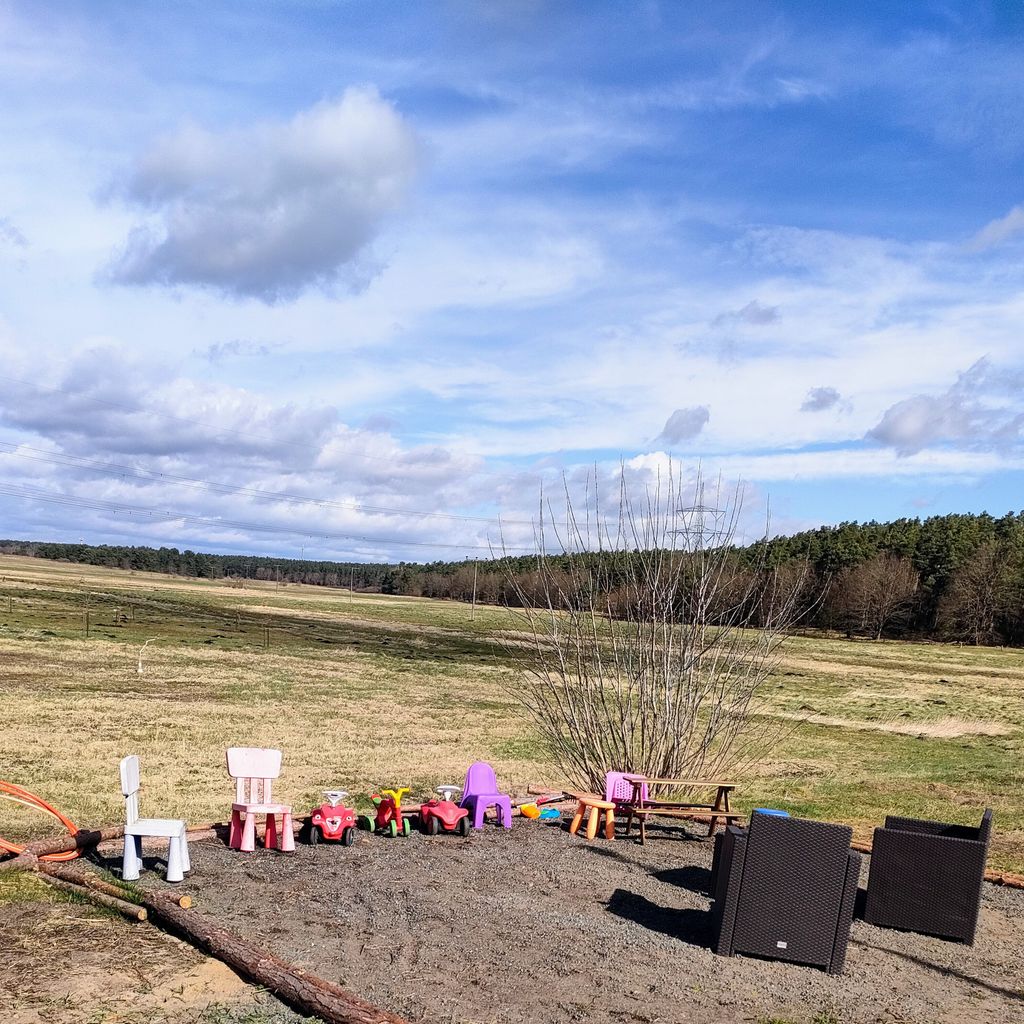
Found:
[2,1,1024,562]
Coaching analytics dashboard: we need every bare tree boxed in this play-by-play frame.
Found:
[939,542,1015,646]
[835,553,919,640]
[501,465,809,793]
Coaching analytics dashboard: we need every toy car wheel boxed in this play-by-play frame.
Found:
[457,815,470,837]
[341,827,356,847]
[388,819,398,838]
[426,814,439,836]
[309,825,320,846]
[402,817,412,837]
[358,815,373,831]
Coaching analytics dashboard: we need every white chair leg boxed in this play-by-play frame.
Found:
[122,833,140,881]
[180,830,191,873]
[166,835,184,883]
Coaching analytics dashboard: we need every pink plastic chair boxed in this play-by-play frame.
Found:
[226,747,295,852]
[460,761,513,828]
[604,771,648,806]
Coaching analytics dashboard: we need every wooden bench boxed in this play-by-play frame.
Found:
[622,776,742,843]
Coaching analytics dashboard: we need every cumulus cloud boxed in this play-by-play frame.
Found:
[866,358,1024,454]
[712,299,780,326]
[800,386,842,412]
[199,339,274,364]
[658,406,710,444]
[104,88,419,302]
[0,346,505,560]
[968,204,1024,251]
[0,216,27,248]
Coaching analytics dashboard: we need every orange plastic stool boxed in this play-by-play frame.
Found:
[569,793,617,840]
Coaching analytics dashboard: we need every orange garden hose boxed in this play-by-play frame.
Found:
[0,781,81,861]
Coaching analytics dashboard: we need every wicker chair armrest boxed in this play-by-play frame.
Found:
[878,822,986,850]
[828,850,861,975]
[710,826,747,956]
[883,815,984,841]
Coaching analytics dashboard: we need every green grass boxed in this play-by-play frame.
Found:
[0,553,1021,871]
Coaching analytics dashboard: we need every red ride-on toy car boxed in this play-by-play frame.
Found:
[309,790,358,846]
[360,787,412,838]
[419,785,471,836]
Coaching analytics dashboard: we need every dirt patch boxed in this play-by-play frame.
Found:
[98,823,1024,1024]
[0,894,299,1023]
[772,710,1013,738]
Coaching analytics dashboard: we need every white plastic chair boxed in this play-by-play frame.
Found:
[119,755,190,883]
[226,747,295,852]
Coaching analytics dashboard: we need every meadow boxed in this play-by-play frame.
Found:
[1,553,1021,872]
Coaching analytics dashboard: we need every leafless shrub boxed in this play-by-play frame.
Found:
[500,464,809,793]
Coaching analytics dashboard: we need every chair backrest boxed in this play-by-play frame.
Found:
[226,747,282,804]
[978,808,994,846]
[604,771,648,804]
[733,813,854,964]
[120,755,141,825]
[463,761,498,798]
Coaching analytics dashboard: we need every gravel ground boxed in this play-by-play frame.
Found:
[122,819,1024,1024]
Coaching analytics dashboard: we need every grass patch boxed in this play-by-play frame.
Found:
[0,553,1021,870]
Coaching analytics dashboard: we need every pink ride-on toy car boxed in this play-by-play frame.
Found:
[308,790,358,846]
[419,785,471,836]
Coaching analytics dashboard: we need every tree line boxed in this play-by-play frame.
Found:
[4,507,1024,646]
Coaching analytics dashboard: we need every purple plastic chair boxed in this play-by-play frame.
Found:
[604,771,648,806]
[460,761,512,829]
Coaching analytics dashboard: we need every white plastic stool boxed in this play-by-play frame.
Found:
[119,755,190,883]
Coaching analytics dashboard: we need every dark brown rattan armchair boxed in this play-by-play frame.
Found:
[711,813,860,974]
[863,808,992,944]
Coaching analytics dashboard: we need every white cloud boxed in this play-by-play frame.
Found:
[968,204,1024,252]
[866,359,1024,455]
[104,88,419,302]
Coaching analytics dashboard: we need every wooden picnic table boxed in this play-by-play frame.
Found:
[622,774,743,843]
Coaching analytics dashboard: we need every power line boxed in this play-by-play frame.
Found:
[0,484,535,555]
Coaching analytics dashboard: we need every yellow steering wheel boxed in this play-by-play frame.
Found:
[380,787,411,812]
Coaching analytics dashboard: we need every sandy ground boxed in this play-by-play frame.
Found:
[76,819,1024,1024]
[0,894,300,1024]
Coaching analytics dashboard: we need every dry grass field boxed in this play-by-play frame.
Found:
[1,553,1022,871]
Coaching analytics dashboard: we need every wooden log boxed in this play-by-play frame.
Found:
[40,862,139,903]
[527,785,570,798]
[38,862,193,909]
[1,826,127,873]
[38,874,148,921]
[140,896,410,1024]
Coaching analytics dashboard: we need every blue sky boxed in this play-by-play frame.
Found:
[2,1,1024,561]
